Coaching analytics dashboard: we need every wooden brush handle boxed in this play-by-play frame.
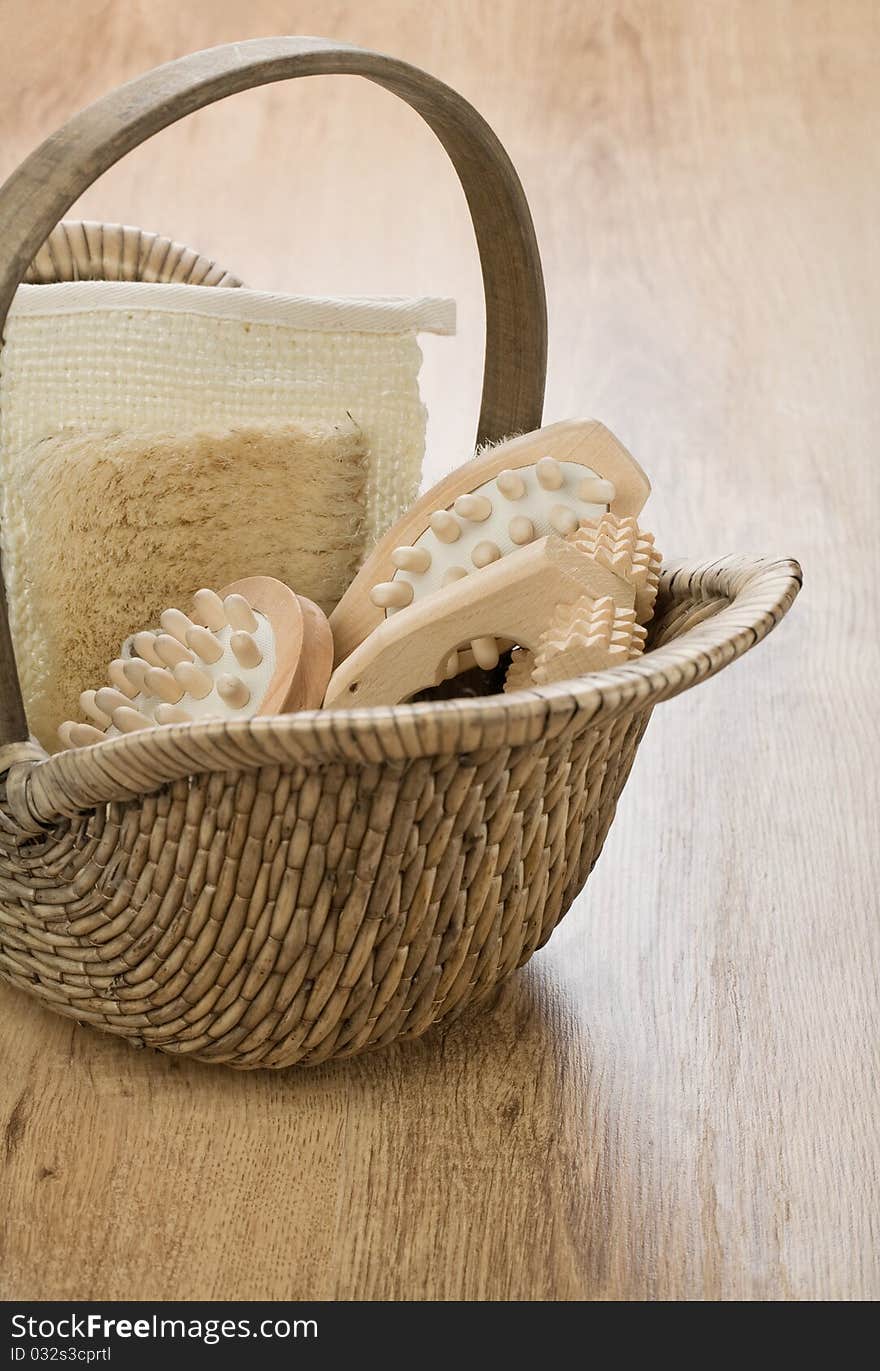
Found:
[0,36,547,745]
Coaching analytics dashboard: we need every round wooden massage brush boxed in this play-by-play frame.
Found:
[58,577,333,748]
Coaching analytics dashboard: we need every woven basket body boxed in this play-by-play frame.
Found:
[0,554,799,1067]
[0,39,801,1067]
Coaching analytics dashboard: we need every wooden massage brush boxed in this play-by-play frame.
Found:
[325,412,659,707]
[328,418,651,671]
[323,518,660,709]
[58,576,333,748]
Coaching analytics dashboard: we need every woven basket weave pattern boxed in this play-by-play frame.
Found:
[0,717,637,1067]
[0,560,799,1068]
[24,221,244,287]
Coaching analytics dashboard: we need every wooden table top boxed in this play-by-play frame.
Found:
[1,0,876,1301]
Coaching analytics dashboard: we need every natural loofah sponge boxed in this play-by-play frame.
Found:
[9,420,367,750]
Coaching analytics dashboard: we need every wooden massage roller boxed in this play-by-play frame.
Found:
[568,514,662,625]
[323,512,662,708]
[504,597,648,693]
[58,576,333,748]
[501,515,662,692]
[323,414,658,707]
[328,418,651,672]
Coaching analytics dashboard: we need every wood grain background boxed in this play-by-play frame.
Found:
[0,0,877,1301]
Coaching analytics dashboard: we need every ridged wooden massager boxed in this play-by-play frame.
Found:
[327,437,658,706]
[0,37,801,1068]
[324,515,658,708]
[58,578,333,749]
[501,515,662,692]
[329,418,650,667]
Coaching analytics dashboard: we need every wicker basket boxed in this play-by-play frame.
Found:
[0,38,801,1068]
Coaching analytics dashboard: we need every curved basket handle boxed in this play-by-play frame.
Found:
[0,36,547,744]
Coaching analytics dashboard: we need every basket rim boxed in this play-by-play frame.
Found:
[0,553,801,831]
[23,220,244,289]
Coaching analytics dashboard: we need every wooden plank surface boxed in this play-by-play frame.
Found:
[0,0,877,1301]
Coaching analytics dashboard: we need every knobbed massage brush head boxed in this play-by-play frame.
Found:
[329,419,651,667]
[58,576,333,749]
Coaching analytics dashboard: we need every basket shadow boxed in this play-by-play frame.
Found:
[35,957,638,1299]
